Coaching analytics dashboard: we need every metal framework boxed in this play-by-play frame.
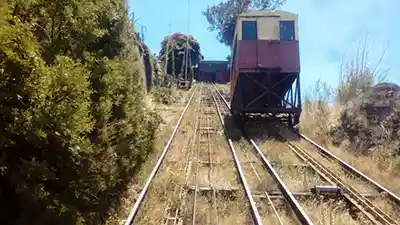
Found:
[231,71,302,127]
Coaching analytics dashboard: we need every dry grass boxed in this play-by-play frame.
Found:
[246,129,385,224]
[216,191,251,225]
[104,87,195,225]
[295,37,400,222]
[299,83,400,221]
[111,84,258,224]
[301,199,369,225]
[257,199,299,224]
[214,83,231,93]
[132,87,201,224]
[301,101,400,183]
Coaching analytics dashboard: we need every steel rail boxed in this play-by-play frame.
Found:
[164,113,200,225]
[246,153,284,225]
[213,92,283,225]
[204,91,219,225]
[164,85,203,225]
[292,128,400,206]
[281,137,398,225]
[210,87,264,225]
[124,86,198,225]
[191,87,204,225]
[212,85,314,225]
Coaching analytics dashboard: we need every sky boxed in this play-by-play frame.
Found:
[129,0,399,90]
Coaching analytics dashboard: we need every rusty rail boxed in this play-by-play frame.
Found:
[124,85,198,225]
[279,133,398,225]
[210,86,264,225]
[212,84,314,225]
[295,129,400,206]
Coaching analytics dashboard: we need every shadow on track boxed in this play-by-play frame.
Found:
[222,114,244,142]
[222,114,301,143]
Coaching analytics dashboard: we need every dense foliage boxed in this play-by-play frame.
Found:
[202,0,286,46]
[159,32,203,79]
[0,0,159,224]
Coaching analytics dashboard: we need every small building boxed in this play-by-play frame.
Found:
[197,60,230,83]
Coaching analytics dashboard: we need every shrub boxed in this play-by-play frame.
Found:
[152,86,179,105]
[0,1,160,224]
[300,80,333,144]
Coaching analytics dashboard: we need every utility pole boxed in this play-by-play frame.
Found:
[164,38,169,76]
[140,25,146,42]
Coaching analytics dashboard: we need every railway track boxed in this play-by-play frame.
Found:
[212,86,313,225]
[213,84,400,225]
[274,128,400,225]
[123,83,399,225]
[124,84,199,225]
[124,84,256,224]
[125,83,314,225]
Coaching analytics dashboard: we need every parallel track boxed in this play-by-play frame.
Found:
[125,84,267,224]
[214,84,400,225]
[162,85,202,225]
[124,85,198,225]
[280,136,398,225]
[295,131,400,206]
[276,127,400,225]
[212,84,314,225]
[210,86,264,225]
[125,83,399,225]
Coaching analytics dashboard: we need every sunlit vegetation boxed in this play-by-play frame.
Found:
[300,39,400,195]
[0,1,161,224]
[203,0,286,46]
[151,33,203,104]
[159,32,203,81]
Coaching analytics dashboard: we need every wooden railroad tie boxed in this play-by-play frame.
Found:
[180,185,382,200]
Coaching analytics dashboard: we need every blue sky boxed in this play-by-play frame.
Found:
[130,0,399,89]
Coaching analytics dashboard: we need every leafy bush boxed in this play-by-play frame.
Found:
[301,38,398,154]
[331,83,400,152]
[0,1,159,225]
[152,86,179,105]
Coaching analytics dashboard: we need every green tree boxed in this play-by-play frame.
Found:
[202,0,286,46]
[159,32,203,79]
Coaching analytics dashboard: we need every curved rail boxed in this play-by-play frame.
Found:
[124,86,198,225]
[210,88,264,225]
[212,84,314,225]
